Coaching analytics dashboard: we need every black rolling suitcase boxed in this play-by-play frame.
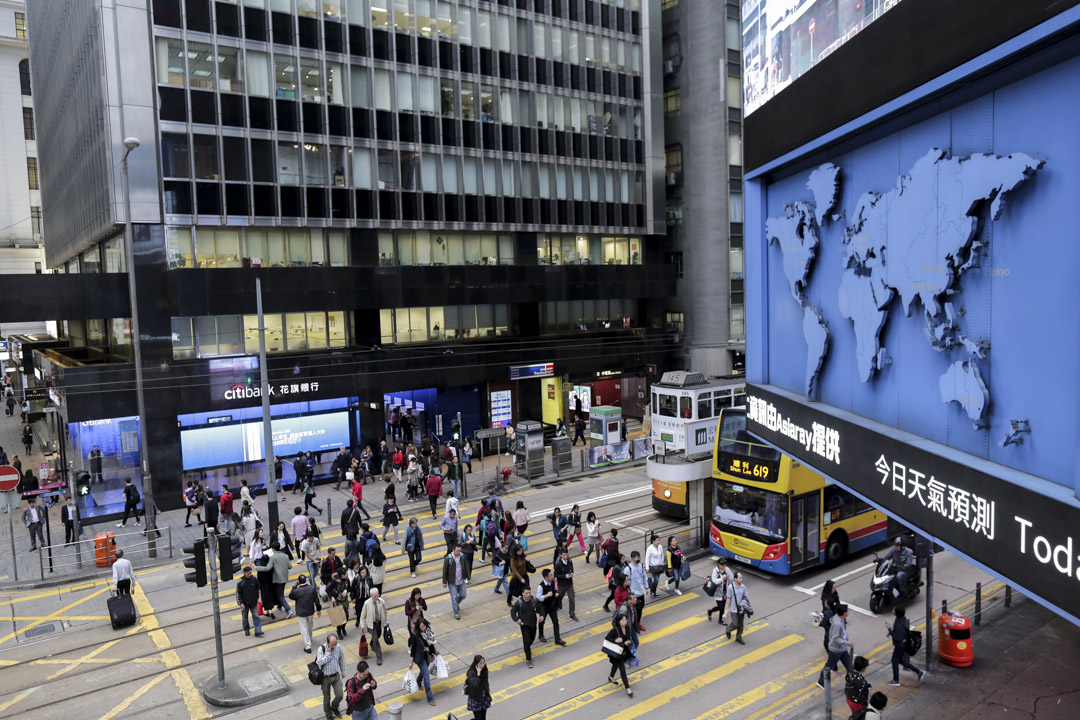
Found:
[107,592,137,629]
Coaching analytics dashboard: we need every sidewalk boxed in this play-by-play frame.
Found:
[0,439,646,588]
[783,590,1080,720]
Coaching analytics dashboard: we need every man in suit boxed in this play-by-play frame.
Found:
[61,496,79,545]
[331,446,353,491]
[22,498,46,551]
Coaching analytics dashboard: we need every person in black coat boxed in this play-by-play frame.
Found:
[235,566,264,637]
[204,489,219,532]
[61,496,79,544]
[464,655,493,720]
[605,614,634,696]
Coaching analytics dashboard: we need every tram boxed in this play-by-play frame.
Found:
[649,372,745,518]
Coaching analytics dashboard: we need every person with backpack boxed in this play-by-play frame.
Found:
[886,606,924,686]
[464,655,492,720]
[117,477,143,528]
[344,661,378,720]
[536,569,568,646]
[315,632,347,720]
[404,518,424,577]
[600,529,620,570]
[845,655,871,715]
[602,554,628,613]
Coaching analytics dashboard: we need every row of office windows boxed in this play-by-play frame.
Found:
[536,234,639,265]
[379,304,510,344]
[166,227,348,269]
[377,231,513,266]
[153,41,643,139]
[161,134,645,203]
[171,311,349,358]
[63,237,127,274]
[540,298,633,332]
[154,1,644,59]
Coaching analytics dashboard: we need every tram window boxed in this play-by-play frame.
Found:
[714,393,731,415]
[733,392,747,408]
[698,393,712,419]
[679,396,691,419]
[658,393,677,417]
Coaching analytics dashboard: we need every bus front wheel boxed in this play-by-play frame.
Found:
[824,532,848,567]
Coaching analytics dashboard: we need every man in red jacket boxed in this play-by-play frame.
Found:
[219,485,235,533]
[425,473,443,519]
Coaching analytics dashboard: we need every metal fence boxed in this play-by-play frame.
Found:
[32,526,173,582]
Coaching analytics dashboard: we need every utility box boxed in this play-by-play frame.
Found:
[551,437,573,472]
[515,421,545,479]
[589,405,623,447]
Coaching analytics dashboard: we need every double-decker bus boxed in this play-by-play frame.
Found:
[709,407,890,573]
[649,373,745,518]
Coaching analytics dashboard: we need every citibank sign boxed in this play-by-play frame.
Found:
[223,381,322,401]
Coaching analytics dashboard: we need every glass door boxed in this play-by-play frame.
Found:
[789,492,821,571]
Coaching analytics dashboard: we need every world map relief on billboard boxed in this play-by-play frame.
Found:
[766,149,1043,442]
[742,0,906,116]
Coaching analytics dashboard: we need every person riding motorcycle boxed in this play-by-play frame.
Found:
[883,538,915,595]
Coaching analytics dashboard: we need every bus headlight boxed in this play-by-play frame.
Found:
[663,489,672,498]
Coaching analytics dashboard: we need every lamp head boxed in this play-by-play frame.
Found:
[123,137,140,151]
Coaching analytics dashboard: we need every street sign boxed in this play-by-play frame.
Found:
[475,427,505,440]
[21,481,64,498]
[39,462,48,476]
[0,465,19,492]
[809,17,815,35]
[509,363,554,380]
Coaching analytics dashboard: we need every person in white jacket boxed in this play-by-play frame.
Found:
[644,536,667,598]
[359,589,389,665]
[707,558,735,623]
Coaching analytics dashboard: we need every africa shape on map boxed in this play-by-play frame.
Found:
[766,149,1044,434]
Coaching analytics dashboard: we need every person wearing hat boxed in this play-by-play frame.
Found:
[883,537,914,596]
[236,565,264,637]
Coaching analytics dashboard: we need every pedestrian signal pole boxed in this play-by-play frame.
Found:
[257,277,280,533]
[206,532,227,690]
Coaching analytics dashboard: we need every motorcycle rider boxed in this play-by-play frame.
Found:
[883,537,915,596]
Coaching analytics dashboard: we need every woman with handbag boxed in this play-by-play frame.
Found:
[464,655,492,720]
[406,618,437,706]
[665,536,685,596]
[491,543,509,597]
[508,545,530,607]
[566,504,585,553]
[325,571,351,638]
[350,565,373,628]
[706,558,734,622]
[404,587,427,635]
[644,535,666,598]
[381,497,403,544]
[604,614,635,697]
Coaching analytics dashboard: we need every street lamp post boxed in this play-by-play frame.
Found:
[120,137,157,558]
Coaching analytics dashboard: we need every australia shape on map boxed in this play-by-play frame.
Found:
[837,148,1043,427]
[766,163,841,398]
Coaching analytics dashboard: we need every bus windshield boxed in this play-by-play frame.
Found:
[718,412,782,461]
[713,481,788,545]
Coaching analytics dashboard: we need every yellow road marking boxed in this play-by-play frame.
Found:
[97,672,169,720]
[301,592,701,710]
[0,689,35,715]
[6,615,108,621]
[0,585,111,645]
[696,655,826,720]
[45,638,122,681]
[131,588,212,720]
[471,623,777,720]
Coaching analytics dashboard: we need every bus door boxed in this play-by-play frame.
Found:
[789,492,821,571]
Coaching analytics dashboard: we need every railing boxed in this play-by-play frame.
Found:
[641,517,706,558]
[35,526,173,581]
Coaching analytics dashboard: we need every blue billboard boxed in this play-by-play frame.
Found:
[179,411,350,470]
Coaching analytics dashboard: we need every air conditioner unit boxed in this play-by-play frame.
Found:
[666,172,681,186]
[666,210,679,220]
[663,59,675,75]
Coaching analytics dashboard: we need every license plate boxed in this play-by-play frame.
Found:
[734,555,752,565]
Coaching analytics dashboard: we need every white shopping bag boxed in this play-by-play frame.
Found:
[402,670,418,694]
[434,654,450,679]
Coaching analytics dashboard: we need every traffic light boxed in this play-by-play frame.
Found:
[219,534,242,582]
[451,413,462,443]
[183,539,207,587]
[75,471,91,498]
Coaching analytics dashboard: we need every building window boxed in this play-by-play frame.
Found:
[665,145,682,174]
[666,251,683,278]
[30,207,41,237]
[664,88,680,117]
[26,157,38,189]
[175,311,350,358]
[665,312,684,333]
[379,305,510,344]
[729,191,743,223]
[19,59,31,96]
[104,236,125,272]
[541,299,633,333]
[730,305,744,339]
[20,110,34,145]
[14,12,27,39]
[661,0,678,9]
[729,248,744,280]
[666,201,682,226]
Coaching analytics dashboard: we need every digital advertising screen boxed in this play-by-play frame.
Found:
[180,411,350,470]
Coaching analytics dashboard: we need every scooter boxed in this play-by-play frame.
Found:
[868,554,923,614]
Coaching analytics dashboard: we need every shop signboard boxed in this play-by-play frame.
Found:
[508,363,554,380]
[685,418,718,456]
[746,383,1080,624]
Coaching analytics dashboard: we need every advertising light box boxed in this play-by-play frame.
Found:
[180,411,350,470]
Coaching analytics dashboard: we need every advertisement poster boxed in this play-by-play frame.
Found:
[490,390,513,428]
[632,437,653,459]
[588,441,632,467]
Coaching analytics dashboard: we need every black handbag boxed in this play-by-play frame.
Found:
[382,623,394,646]
[307,657,324,686]
[525,561,537,574]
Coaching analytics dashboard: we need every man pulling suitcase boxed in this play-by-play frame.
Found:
[108,549,138,629]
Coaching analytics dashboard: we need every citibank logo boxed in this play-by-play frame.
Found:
[224,384,274,401]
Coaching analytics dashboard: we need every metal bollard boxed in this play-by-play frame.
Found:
[1005,585,1012,608]
[38,546,45,580]
[823,662,833,717]
[974,582,982,626]
[327,497,332,521]
[387,701,404,720]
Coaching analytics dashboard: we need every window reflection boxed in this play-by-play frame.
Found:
[176,311,348,358]
[379,305,510,344]
[167,227,347,270]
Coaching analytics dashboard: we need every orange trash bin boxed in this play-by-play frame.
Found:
[94,531,117,568]
[938,611,974,667]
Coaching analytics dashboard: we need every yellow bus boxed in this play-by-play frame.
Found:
[710,407,889,573]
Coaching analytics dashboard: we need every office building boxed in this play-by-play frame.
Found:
[25,0,676,518]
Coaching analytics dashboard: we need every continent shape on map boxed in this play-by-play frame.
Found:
[766,163,841,398]
[837,148,1042,426]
